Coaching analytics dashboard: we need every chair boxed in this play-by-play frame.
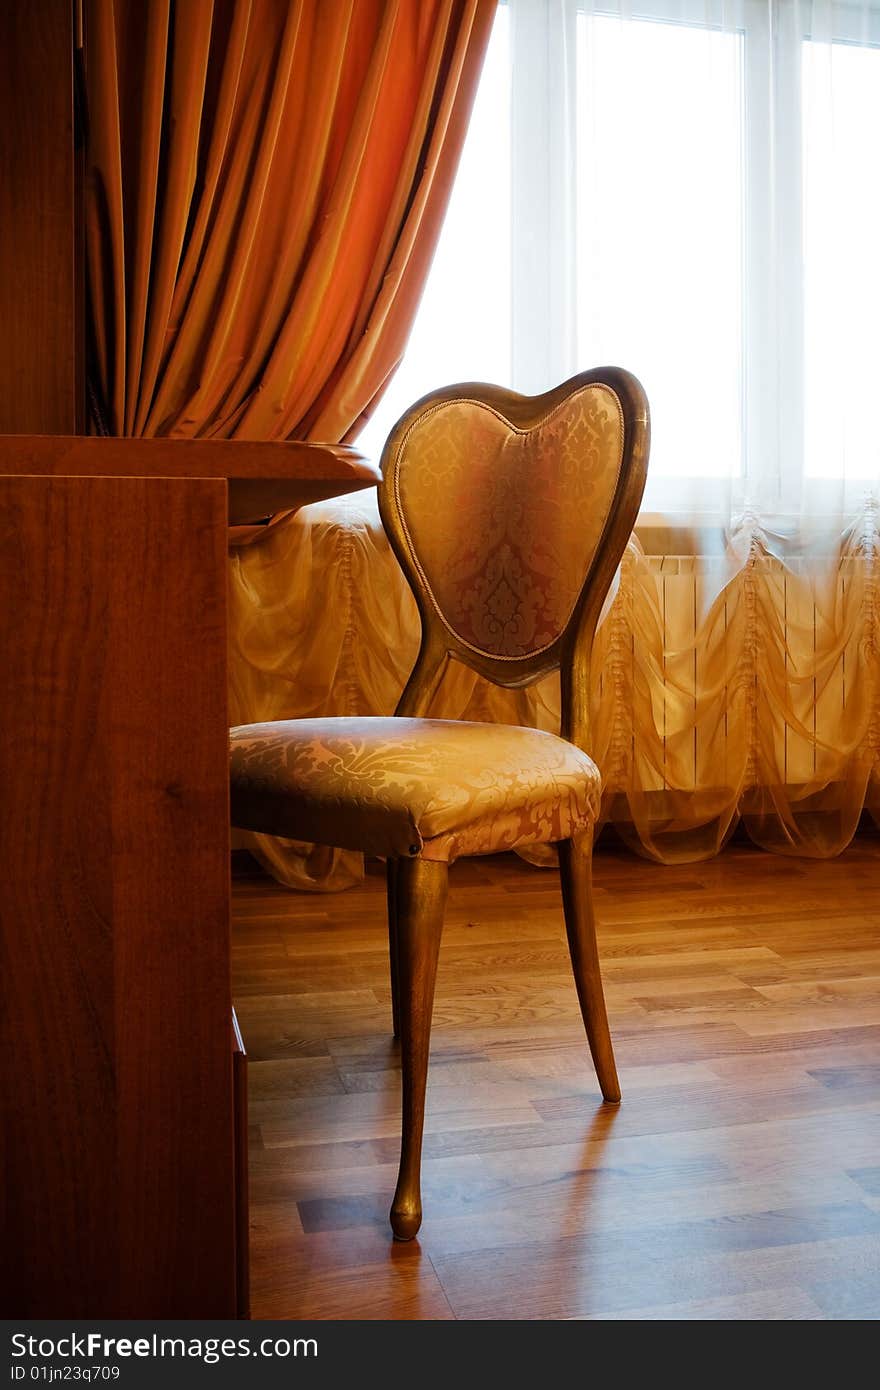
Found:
[230,367,650,1239]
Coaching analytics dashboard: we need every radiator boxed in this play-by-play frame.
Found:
[627,553,862,795]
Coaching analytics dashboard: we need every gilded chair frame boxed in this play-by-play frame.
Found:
[378,366,650,753]
[375,367,650,1239]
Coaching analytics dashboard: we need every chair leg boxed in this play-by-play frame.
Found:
[558,831,621,1104]
[389,855,448,1240]
[386,860,401,1039]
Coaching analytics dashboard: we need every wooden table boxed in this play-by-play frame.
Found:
[0,434,380,1317]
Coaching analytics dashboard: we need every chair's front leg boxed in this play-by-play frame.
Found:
[390,855,448,1240]
[558,831,621,1104]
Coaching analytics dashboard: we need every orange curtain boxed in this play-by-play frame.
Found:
[83,0,495,443]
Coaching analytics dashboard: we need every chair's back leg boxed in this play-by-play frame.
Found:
[390,855,448,1240]
[386,860,401,1039]
[558,832,621,1103]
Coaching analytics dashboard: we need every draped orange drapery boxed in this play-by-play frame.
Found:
[83,0,496,443]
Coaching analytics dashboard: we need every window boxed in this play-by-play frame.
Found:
[358,0,880,513]
[576,14,744,494]
[803,37,880,483]
[355,7,511,465]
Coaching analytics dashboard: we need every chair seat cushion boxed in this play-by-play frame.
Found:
[230,716,601,863]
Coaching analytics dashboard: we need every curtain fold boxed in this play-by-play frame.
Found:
[228,492,879,890]
[84,0,496,442]
[84,0,495,883]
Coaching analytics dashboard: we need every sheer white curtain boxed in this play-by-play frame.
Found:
[233,0,879,888]
[356,0,879,867]
[364,0,880,527]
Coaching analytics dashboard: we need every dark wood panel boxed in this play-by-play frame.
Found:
[0,1,78,432]
[225,476,377,525]
[0,435,381,522]
[231,838,880,1320]
[0,433,376,478]
[0,474,236,1316]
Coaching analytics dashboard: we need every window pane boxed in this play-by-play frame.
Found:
[803,39,880,482]
[355,6,511,463]
[576,16,743,483]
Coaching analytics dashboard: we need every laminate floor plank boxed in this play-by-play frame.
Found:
[233,837,880,1320]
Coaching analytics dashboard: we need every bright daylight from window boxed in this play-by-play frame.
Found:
[358,2,880,502]
[576,15,743,483]
[803,38,880,481]
[355,8,511,464]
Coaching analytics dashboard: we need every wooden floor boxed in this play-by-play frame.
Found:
[232,835,880,1320]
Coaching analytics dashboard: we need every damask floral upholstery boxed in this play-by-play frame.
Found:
[390,385,624,659]
[229,716,601,863]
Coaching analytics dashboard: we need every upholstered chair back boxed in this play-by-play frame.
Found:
[378,368,650,750]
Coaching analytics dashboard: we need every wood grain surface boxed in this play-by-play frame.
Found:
[0,1,78,433]
[0,475,237,1316]
[0,435,380,523]
[0,433,378,522]
[232,837,880,1320]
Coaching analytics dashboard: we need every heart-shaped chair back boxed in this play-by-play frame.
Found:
[378,368,649,748]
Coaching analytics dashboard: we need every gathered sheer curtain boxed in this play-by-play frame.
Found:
[232,0,880,887]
